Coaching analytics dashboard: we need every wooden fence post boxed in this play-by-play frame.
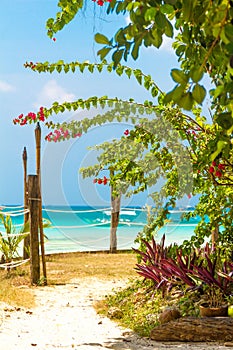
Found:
[28,175,40,285]
[35,122,47,284]
[23,147,30,259]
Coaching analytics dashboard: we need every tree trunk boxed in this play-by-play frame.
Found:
[211,224,219,249]
[110,190,121,254]
[150,317,233,342]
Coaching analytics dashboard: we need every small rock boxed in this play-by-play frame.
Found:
[158,307,181,324]
[107,307,123,319]
[224,342,233,347]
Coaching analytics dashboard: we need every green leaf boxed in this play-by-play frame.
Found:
[112,49,124,67]
[154,12,167,30]
[192,84,206,104]
[132,39,142,60]
[164,85,185,103]
[210,140,228,161]
[164,19,173,38]
[179,92,194,110]
[215,112,233,130]
[171,69,189,85]
[151,28,163,48]
[160,4,174,14]
[134,70,143,85]
[151,87,158,97]
[97,47,112,60]
[145,8,156,22]
[94,33,111,45]
[225,24,233,41]
[190,67,204,83]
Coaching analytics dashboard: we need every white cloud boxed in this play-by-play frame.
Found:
[125,15,131,25]
[33,80,76,109]
[0,80,15,92]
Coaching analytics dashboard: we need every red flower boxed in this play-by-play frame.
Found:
[97,179,103,184]
[187,193,192,199]
[215,170,222,178]
[218,163,225,170]
[209,166,215,173]
[212,161,216,167]
[52,38,56,42]
[28,112,36,120]
[20,118,27,125]
[103,176,108,185]
[93,179,97,183]
[124,129,129,136]
[97,0,104,5]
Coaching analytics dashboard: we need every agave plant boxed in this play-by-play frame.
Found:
[0,214,27,265]
[0,214,51,269]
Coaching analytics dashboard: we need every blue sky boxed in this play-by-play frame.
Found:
[0,0,195,208]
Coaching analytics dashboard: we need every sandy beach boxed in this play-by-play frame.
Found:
[1,277,233,350]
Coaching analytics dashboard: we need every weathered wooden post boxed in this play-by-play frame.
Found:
[28,175,40,285]
[23,147,30,259]
[110,170,121,253]
[35,122,47,284]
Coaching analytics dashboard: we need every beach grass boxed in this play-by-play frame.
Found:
[0,268,35,308]
[0,251,137,307]
[46,250,137,284]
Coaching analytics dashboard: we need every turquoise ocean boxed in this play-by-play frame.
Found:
[0,206,199,255]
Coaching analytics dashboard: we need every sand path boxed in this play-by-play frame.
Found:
[0,277,233,350]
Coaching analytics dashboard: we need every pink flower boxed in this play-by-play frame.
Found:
[54,130,61,137]
[63,130,69,138]
[74,133,82,138]
[28,112,36,120]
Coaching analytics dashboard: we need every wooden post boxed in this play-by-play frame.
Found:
[23,147,30,259]
[35,122,47,284]
[28,175,40,285]
[110,170,121,253]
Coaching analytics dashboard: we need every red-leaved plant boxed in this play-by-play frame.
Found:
[133,235,233,301]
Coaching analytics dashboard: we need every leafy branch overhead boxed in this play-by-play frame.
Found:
[45,0,233,155]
